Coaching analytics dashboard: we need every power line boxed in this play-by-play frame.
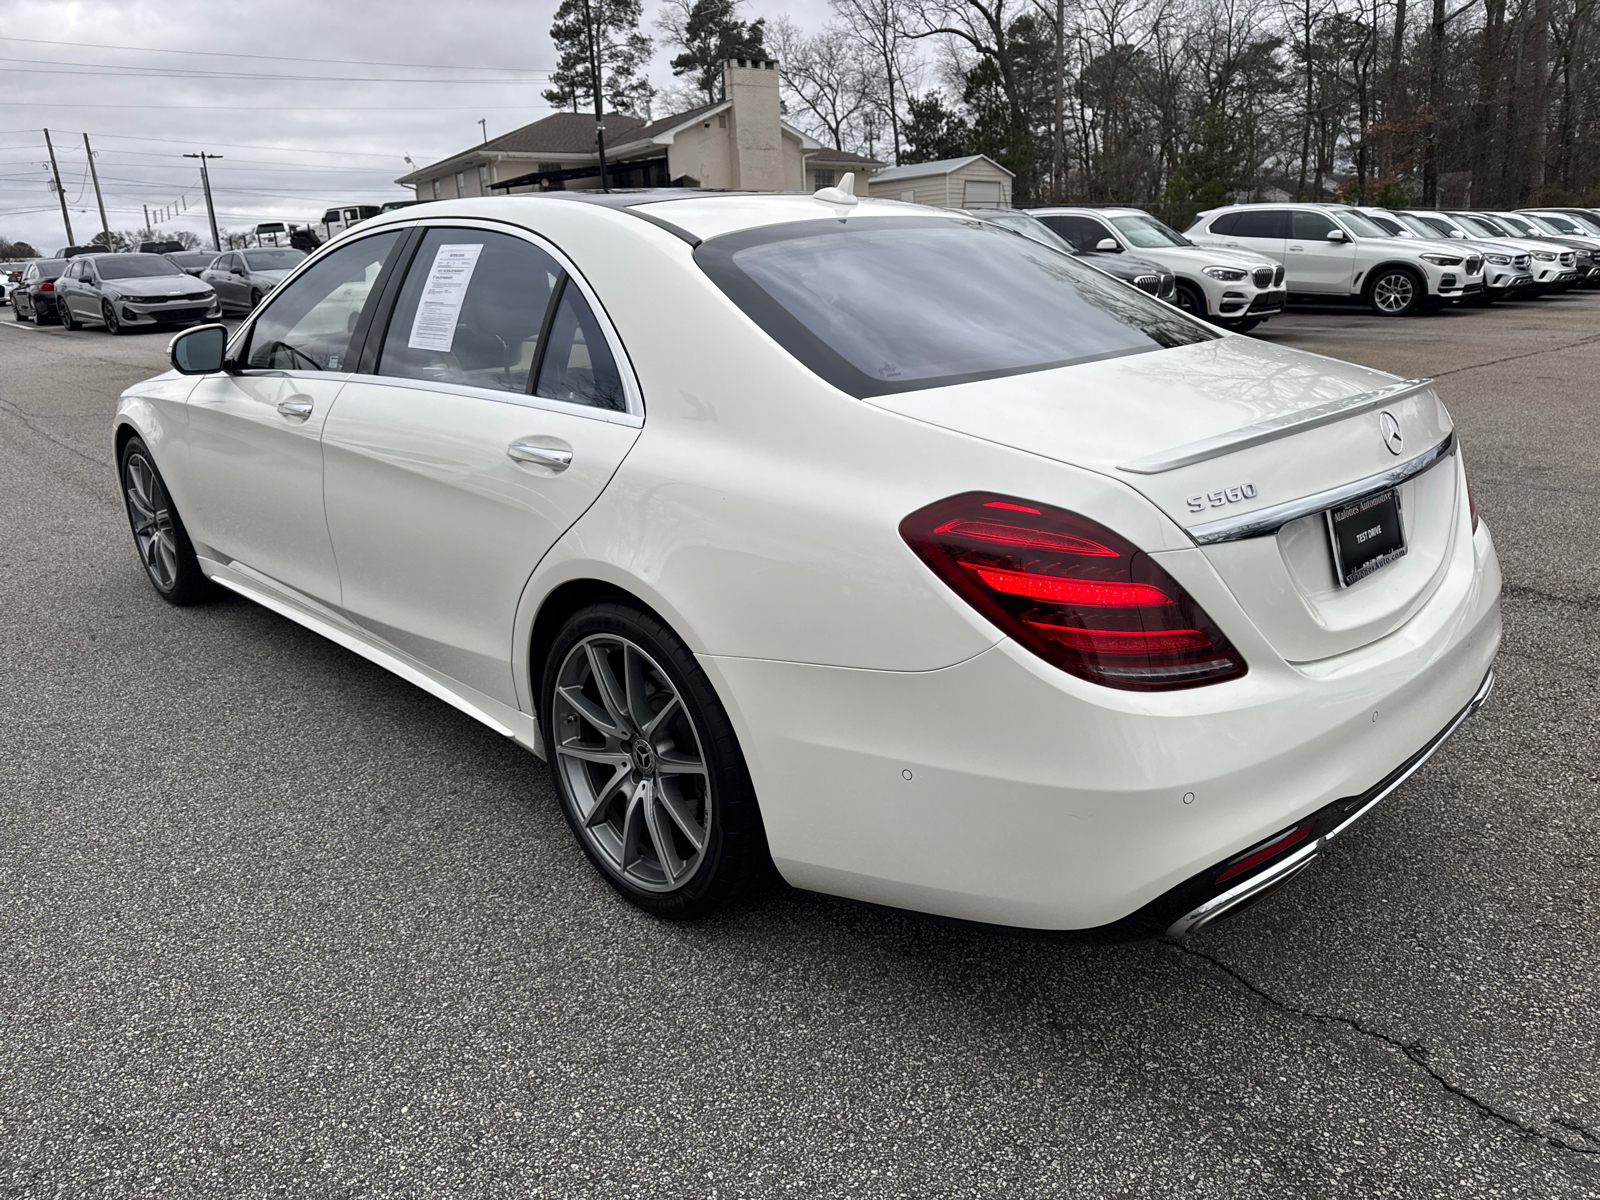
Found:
[0,58,551,83]
[2,102,548,111]
[0,35,553,74]
[63,131,434,160]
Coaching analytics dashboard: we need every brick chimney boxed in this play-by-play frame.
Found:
[723,58,782,192]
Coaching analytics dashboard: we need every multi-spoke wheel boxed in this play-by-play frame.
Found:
[541,602,768,918]
[118,436,210,605]
[1367,267,1422,316]
[102,300,126,335]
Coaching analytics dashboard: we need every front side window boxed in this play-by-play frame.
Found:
[1291,211,1340,240]
[378,228,562,394]
[1037,214,1116,252]
[1109,214,1191,248]
[244,231,401,371]
[697,216,1215,398]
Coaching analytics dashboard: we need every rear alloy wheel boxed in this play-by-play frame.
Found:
[11,299,25,321]
[542,602,768,919]
[1366,267,1423,316]
[1173,281,1207,320]
[102,300,125,335]
[61,303,79,331]
[119,436,211,605]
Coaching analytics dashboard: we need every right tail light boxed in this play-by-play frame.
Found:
[900,493,1247,691]
[39,280,54,292]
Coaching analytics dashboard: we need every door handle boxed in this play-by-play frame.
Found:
[276,397,314,421]
[1289,244,1305,251]
[507,438,573,472]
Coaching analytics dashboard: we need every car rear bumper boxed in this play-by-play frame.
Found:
[704,517,1501,933]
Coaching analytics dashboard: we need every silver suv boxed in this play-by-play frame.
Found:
[1187,203,1486,315]
[1356,207,1534,301]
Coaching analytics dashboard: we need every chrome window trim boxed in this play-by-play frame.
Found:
[1187,430,1455,545]
[1118,376,1435,474]
[337,371,643,429]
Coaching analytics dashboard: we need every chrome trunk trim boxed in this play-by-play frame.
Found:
[1118,377,1435,474]
[1187,430,1455,545]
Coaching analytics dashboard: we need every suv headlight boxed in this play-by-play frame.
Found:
[1419,253,1463,266]
[1202,266,1248,281]
[1485,253,1511,265]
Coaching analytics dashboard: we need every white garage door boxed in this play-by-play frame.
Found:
[963,179,1004,208]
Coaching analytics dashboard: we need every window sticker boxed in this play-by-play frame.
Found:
[407,243,484,352]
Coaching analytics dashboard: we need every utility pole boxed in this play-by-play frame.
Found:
[583,0,610,191]
[143,204,151,233]
[83,133,111,248]
[185,151,223,251]
[43,129,74,246]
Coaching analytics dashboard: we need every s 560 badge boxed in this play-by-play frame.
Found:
[1187,484,1258,513]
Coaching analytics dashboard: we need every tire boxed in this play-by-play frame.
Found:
[1365,267,1424,316]
[1173,280,1207,320]
[11,299,25,322]
[250,289,263,310]
[60,303,79,331]
[118,436,211,606]
[103,300,125,335]
[540,601,769,919]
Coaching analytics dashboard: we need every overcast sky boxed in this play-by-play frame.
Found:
[0,0,832,254]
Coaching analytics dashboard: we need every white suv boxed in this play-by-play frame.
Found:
[1187,203,1487,316]
[1028,207,1285,331]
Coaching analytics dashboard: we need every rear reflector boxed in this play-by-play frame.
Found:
[1216,824,1313,883]
[901,492,1247,691]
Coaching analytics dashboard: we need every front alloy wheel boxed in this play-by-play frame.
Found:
[119,437,210,605]
[1368,268,1421,316]
[102,300,125,335]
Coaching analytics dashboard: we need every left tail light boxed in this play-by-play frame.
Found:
[900,493,1247,691]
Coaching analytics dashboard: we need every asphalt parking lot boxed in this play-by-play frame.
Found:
[2,293,1597,1199]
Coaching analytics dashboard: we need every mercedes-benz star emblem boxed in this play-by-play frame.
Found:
[1378,410,1404,455]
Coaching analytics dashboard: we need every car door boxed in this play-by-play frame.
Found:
[58,261,84,317]
[320,223,643,706]
[1286,210,1358,292]
[1211,208,1289,262]
[199,255,230,308]
[182,230,405,605]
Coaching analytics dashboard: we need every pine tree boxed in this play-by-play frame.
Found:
[543,0,656,117]
[667,0,768,104]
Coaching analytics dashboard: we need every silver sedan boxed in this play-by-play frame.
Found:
[200,248,307,314]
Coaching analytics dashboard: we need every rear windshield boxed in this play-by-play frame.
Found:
[168,252,215,268]
[981,212,1080,256]
[244,250,306,271]
[696,216,1214,397]
[96,257,184,280]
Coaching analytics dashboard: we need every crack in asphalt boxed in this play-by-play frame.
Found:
[1432,331,1600,378]
[0,394,114,475]
[1500,581,1600,614]
[1164,941,1600,1158]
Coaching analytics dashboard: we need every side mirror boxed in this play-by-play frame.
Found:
[1095,237,1121,252]
[1449,229,1467,238]
[232,266,247,276]
[1326,229,1348,242]
[170,323,228,375]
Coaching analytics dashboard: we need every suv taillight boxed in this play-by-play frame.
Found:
[900,493,1247,691]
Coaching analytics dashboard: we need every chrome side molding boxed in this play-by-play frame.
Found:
[1119,377,1435,475]
[1188,431,1455,545]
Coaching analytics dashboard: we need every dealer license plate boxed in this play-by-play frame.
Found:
[1326,487,1407,587]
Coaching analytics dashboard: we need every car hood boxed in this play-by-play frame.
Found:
[105,275,212,296]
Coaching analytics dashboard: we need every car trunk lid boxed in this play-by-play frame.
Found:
[865,336,1463,663]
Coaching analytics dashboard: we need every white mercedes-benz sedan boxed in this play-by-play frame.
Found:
[115,187,1501,939]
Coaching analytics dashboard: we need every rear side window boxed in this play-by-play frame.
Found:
[377,228,562,394]
[1233,210,1290,238]
[534,281,626,411]
[697,216,1215,398]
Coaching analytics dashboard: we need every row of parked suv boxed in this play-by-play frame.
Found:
[999,202,1600,330]
[7,247,306,332]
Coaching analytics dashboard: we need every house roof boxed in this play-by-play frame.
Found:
[804,147,886,168]
[869,154,1014,184]
[398,111,646,182]
[614,101,726,148]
